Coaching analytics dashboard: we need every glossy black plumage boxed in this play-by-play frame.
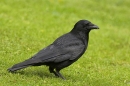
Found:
[8,20,99,79]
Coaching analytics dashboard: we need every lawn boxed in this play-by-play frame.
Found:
[0,0,130,86]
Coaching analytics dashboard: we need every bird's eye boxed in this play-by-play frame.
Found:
[84,23,89,27]
[85,23,90,26]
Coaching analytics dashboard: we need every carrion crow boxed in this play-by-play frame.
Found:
[8,20,99,79]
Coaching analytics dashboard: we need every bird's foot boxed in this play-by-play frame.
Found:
[55,70,65,80]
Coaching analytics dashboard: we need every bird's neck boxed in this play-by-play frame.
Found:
[79,31,89,45]
[71,30,90,45]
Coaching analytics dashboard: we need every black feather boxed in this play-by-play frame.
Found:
[8,20,99,79]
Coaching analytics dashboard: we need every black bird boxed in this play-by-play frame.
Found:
[8,20,99,79]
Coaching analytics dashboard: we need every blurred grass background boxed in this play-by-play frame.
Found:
[0,0,130,86]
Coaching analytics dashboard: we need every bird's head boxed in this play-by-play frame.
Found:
[72,20,99,32]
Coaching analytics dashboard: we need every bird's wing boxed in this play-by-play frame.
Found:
[31,44,66,62]
[30,33,86,63]
[32,43,85,63]
[53,43,85,62]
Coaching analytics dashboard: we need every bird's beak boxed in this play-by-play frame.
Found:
[88,23,99,29]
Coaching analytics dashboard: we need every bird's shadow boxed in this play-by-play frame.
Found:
[10,69,73,80]
[8,66,75,80]
[11,69,55,79]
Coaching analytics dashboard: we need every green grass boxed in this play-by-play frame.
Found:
[0,0,130,86]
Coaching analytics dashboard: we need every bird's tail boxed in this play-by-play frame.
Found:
[7,58,38,72]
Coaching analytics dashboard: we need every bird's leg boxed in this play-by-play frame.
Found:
[49,67,59,77]
[55,69,65,80]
